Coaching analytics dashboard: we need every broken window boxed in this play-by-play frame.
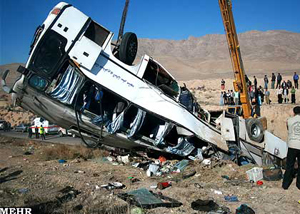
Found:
[29,30,67,76]
[84,21,110,47]
[77,81,128,134]
[47,62,83,105]
[143,60,179,98]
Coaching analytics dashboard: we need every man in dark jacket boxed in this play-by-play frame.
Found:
[271,73,276,89]
[253,76,257,89]
[35,126,39,139]
[263,75,268,89]
[276,73,282,89]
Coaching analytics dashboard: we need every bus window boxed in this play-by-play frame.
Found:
[84,21,109,47]
[30,30,67,75]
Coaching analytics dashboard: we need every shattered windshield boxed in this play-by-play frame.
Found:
[29,30,67,76]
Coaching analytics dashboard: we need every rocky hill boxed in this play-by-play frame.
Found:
[136,30,300,80]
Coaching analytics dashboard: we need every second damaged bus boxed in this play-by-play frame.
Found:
[2,2,287,165]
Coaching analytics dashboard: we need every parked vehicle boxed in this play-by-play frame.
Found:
[0,120,10,131]
[14,123,30,132]
[0,120,6,130]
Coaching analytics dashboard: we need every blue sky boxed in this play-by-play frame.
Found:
[1,0,300,65]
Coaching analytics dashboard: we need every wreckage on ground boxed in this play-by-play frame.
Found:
[1,2,287,165]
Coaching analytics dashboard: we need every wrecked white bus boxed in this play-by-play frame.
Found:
[2,2,288,165]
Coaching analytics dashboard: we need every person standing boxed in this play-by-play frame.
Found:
[220,92,224,106]
[265,89,270,104]
[28,127,32,138]
[35,126,39,139]
[283,87,289,103]
[293,72,299,89]
[221,79,225,90]
[253,76,257,89]
[223,91,227,105]
[276,73,282,89]
[291,86,296,104]
[276,86,283,104]
[271,73,276,89]
[263,75,269,89]
[281,80,287,89]
[234,91,239,105]
[282,106,300,190]
[287,80,292,89]
[40,125,45,140]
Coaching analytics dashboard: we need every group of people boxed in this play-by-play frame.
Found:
[28,125,46,140]
[220,90,239,106]
[220,72,298,108]
[261,72,298,104]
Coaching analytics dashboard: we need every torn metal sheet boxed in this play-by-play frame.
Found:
[118,188,182,209]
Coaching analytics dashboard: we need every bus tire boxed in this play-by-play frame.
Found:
[119,32,138,65]
[246,118,264,143]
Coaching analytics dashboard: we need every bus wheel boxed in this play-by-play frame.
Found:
[246,118,264,142]
[119,32,138,65]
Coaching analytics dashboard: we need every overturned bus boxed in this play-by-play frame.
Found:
[2,2,288,165]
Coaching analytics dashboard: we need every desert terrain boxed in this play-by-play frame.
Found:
[0,75,299,214]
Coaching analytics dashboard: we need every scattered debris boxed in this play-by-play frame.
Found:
[74,170,85,174]
[18,188,29,194]
[58,159,66,164]
[101,182,125,190]
[117,155,130,164]
[118,188,182,209]
[202,159,211,166]
[146,164,160,177]
[129,177,140,183]
[24,151,32,155]
[235,204,255,214]
[173,159,189,172]
[221,175,230,180]
[256,180,263,186]
[157,181,172,190]
[224,195,238,202]
[191,199,230,213]
[263,167,283,181]
[211,189,223,195]
[158,156,167,164]
[246,167,263,182]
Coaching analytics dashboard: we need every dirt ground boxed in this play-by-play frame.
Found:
[1,76,300,213]
[0,135,299,214]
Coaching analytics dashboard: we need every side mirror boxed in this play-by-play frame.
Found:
[1,69,14,94]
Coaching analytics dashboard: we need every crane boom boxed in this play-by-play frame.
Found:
[117,0,130,45]
[219,0,252,118]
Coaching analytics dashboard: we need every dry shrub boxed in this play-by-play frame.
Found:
[39,144,106,161]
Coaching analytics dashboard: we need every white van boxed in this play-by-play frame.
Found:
[32,117,59,134]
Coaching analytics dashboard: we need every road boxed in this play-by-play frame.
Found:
[0,130,83,146]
